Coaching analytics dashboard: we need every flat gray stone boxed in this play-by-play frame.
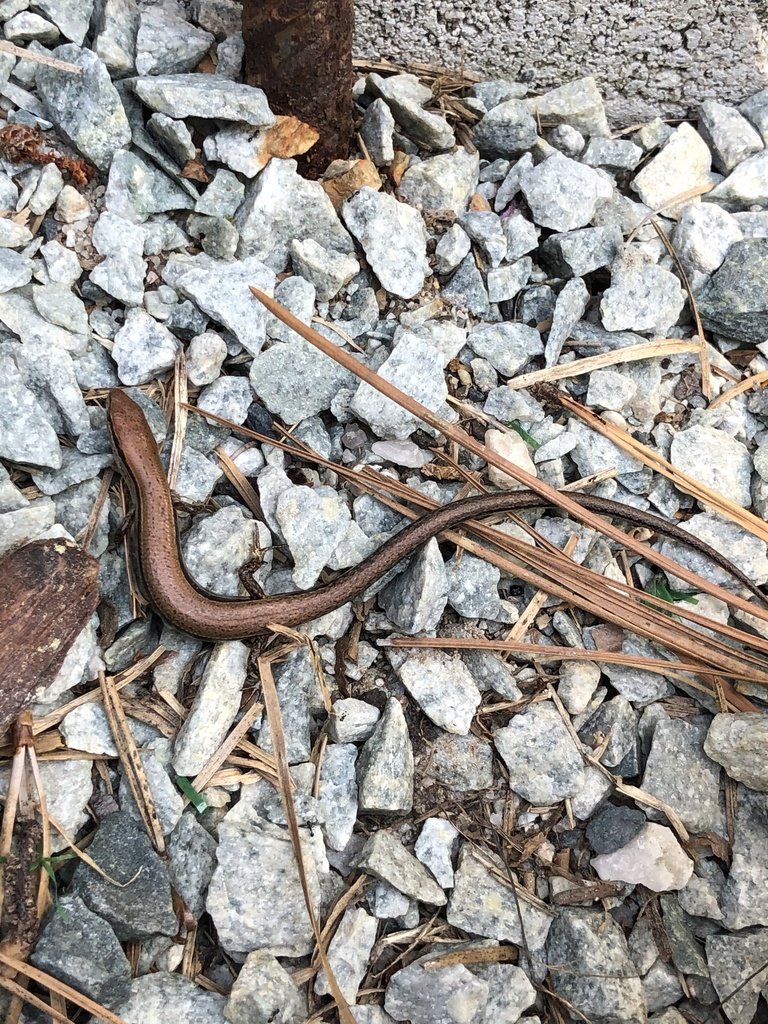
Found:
[378,538,448,634]
[175,255,275,356]
[601,256,686,335]
[276,482,351,589]
[632,123,715,215]
[526,77,609,136]
[36,44,131,171]
[669,424,752,508]
[180,505,262,598]
[109,972,227,1024]
[389,649,481,735]
[342,187,429,299]
[92,0,138,74]
[32,894,131,1006]
[546,909,645,1024]
[698,99,764,174]
[486,257,532,303]
[315,907,378,1003]
[447,844,553,950]
[135,7,214,75]
[720,786,768,929]
[468,321,543,377]
[111,308,178,385]
[131,73,274,124]
[414,818,459,889]
[697,238,768,341]
[641,716,725,835]
[167,812,218,919]
[70,812,176,942]
[225,950,305,1024]
[520,151,613,231]
[360,97,395,166]
[357,696,414,815]
[206,799,321,957]
[317,742,358,851]
[673,202,743,280]
[105,149,195,223]
[495,701,586,804]
[250,335,355,423]
[350,335,446,440]
[385,954,489,1024]
[358,830,446,905]
[289,237,359,300]
[236,157,353,271]
[0,382,61,468]
[704,713,768,792]
[473,98,537,157]
[441,252,490,315]
[173,640,249,776]
[429,733,495,791]
[398,148,479,216]
[706,929,768,1024]
[541,224,623,277]
[368,71,454,150]
[445,550,509,621]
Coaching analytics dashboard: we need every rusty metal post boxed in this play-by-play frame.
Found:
[241,0,354,175]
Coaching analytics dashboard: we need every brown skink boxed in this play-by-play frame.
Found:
[107,389,761,641]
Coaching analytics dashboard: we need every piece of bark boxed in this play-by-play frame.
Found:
[0,539,99,733]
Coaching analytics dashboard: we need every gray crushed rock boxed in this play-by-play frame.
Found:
[4,39,768,1024]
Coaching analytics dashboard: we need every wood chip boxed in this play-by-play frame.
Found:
[0,539,99,734]
[322,158,381,210]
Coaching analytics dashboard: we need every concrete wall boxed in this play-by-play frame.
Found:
[354,1,768,124]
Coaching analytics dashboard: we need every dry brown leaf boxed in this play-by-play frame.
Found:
[389,150,410,186]
[420,462,466,481]
[0,539,99,733]
[590,623,629,652]
[262,115,320,161]
[468,192,491,211]
[322,158,381,210]
[195,53,216,74]
[180,159,211,182]
[0,125,94,186]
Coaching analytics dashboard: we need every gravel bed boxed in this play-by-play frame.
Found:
[1,6,768,1023]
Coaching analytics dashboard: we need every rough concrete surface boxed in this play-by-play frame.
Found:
[354,1,768,124]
